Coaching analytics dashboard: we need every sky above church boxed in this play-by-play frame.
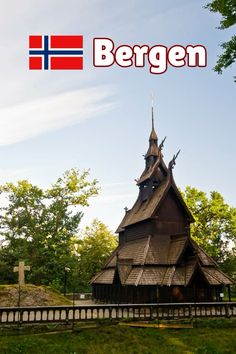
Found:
[0,0,235,232]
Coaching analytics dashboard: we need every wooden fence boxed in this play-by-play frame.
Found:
[0,302,235,325]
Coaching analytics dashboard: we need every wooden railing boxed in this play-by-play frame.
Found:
[0,302,235,325]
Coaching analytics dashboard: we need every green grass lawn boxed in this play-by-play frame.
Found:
[0,320,236,354]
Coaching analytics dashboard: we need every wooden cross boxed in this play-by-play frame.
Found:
[13,261,31,286]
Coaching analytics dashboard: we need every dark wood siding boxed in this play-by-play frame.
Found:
[120,221,152,244]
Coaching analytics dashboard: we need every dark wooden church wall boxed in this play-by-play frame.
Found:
[92,284,158,303]
[158,285,221,303]
[153,189,189,236]
[119,220,153,244]
[152,221,187,236]
[92,283,223,303]
[156,189,185,221]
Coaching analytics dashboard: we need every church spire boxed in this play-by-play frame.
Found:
[149,95,158,143]
[149,105,158,142]
[145,98,159,163]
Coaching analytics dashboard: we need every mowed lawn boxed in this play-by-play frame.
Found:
[0,320,236,354]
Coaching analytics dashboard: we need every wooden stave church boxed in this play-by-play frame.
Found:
[91,111,234,303]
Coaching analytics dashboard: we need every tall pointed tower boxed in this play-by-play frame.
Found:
[91,108,233,303]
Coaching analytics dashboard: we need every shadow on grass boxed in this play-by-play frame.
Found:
[0,319,235,354]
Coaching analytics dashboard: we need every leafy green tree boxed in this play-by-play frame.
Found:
[0,169,99,289]
[74,219,117,292]
[221,251,236,276]
[182,186,236,275]
[205,0,236,80]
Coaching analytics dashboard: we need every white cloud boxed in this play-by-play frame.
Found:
[0,86,115,146]
[91,193,135,204]
[102,181,133,187]
[0,168,34,182]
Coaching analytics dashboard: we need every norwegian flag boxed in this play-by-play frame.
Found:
[29,35,83,70]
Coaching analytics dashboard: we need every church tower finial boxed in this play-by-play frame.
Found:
[145,94,159,165]
[149,93,158,143]
[151,93,154,130]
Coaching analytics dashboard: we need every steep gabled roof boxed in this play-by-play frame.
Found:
[91,260,234,286]
[104,234,188,268]
[117,262,133,285]
[146,234,188,264]
[123,259,197,286]
[91,268,115,284]
[116,171,194,233]
[190,240,218,266]
[116,177,168,233]
[137,158,162,185]
[200,266,234,285]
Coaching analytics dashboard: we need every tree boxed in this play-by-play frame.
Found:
[0,169,99,289]
[182,186,236,274]
[75,219,117,292]
[205,0,236,80]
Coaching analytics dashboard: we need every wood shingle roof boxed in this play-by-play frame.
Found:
[200,267,233,285]
[116,171,194,233]
[104,234,188,268]
[92,235,234,286]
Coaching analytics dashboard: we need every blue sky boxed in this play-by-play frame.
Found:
[0,0,235,232]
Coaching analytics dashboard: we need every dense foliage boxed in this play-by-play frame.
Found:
[205,0,236,80]
[182,186,236,277]
[0,169,98,290]
[0,169,118,293]
[74,219,118,292]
